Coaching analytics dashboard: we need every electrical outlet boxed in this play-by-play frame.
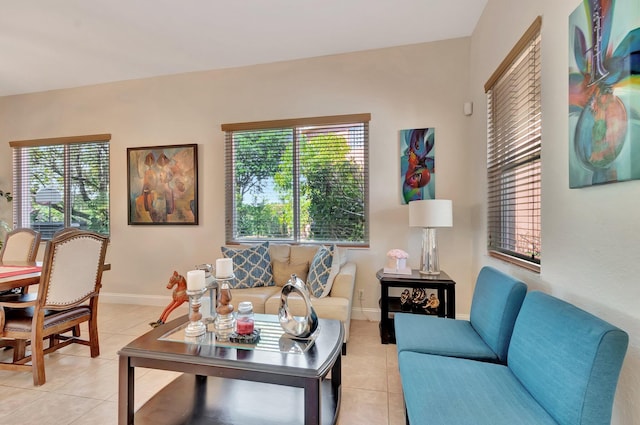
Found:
[358,289,364,300]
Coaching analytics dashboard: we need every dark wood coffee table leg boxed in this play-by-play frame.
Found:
[380,280,390,343]
[118,355,135,425]
[332,353,342,395]
[304,378,321,425]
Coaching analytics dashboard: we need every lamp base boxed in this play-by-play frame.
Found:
[419,227,441,275]
[419,269,441,276]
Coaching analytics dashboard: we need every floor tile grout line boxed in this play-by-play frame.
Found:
[1,304,405,424]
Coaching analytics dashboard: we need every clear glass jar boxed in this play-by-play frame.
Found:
[236,301,255,335]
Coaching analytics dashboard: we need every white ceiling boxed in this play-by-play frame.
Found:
[0,0,487,97]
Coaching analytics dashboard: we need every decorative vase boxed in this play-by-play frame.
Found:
[278,274,319,339]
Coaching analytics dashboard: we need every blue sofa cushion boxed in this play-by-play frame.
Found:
[394,266,526,363]
[508,291,629,425]
[395,314,498,361]
[469,266,527,362]
[398,351,557,425]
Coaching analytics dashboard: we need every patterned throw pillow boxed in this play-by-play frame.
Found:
[307,245,340,298]
[220,242,274,289]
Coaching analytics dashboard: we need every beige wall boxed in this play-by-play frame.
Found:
[469,0,640,423]
[1,2,638,421]
[0,37,475,315]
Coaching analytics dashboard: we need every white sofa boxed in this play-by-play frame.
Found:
[221,244,356,353]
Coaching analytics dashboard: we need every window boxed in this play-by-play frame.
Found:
[222,114,369,246]
[485,17,541,271]
[10,134,111,240]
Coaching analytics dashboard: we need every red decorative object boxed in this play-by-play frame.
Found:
[0,265,42,279]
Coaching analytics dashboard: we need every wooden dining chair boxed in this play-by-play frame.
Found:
[0,230,109,386]
[51,227,82,238]
[0,227,41,262]
[0,228,41,296]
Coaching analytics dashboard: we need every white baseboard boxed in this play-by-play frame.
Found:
[101,293,470,321]
[101,292,170,306]
[351,307,381,322]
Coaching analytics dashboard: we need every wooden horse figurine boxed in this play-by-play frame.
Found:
[150,271,188,328]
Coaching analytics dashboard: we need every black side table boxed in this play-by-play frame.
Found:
[376,269,456,344]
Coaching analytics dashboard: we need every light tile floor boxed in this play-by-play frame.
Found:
[0,303,405,425]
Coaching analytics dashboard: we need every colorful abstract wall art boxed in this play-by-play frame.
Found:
[400,128,435,204]
[127,144,198,224]
[569,0,640,188]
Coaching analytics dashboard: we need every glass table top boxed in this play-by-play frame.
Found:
[158,314,318,354]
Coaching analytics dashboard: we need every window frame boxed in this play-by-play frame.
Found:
[484,17,542,272]
[9,134,111,240]
[222,113,370,247]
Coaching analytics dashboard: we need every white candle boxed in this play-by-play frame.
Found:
[216,258,234,278]
[186,269,206,291]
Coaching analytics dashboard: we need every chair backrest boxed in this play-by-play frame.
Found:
[508,291,628,425]
[0,228,41,262]
[52,227,82,239]
[37,230,109,308]
[469,266,527,362]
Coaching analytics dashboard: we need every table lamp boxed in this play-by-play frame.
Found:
[409,199,453,275]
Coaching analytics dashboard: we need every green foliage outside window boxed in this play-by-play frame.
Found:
[25,144,109,234]
[11,135,110,239]
[230,122,368,245]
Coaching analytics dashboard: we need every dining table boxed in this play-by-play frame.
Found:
[0,261,43,292]
[0,261,111,292]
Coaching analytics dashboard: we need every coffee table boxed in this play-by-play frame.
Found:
[118,314,343,425]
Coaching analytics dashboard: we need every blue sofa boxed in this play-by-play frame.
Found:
[397,291,629,425]
[395,266,527,363]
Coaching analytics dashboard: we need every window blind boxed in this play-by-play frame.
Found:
[222,114,370,246]
[486,18,541,268]
[10,134,111,239]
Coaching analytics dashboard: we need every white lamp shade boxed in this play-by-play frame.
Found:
[409,199,453,228]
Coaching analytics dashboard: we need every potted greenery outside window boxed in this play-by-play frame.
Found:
[0,189,12,249]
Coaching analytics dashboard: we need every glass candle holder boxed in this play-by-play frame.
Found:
[185,287,207,337]
[213,275,235,341]
[214,312,235,342]
[195,263,217,324]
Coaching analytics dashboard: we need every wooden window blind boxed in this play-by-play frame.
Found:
[222,114,370,246]
[9,134,111,239]
[485,17,542,271]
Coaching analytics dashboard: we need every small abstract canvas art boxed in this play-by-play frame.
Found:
[400,128,435,204]
[569,0,640,188]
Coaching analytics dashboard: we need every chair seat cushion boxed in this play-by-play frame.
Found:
[264,292,349,321]
[398,351,557,425]
[394,313,498,361]
[226,286,280,314]
[3,306,91,333]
